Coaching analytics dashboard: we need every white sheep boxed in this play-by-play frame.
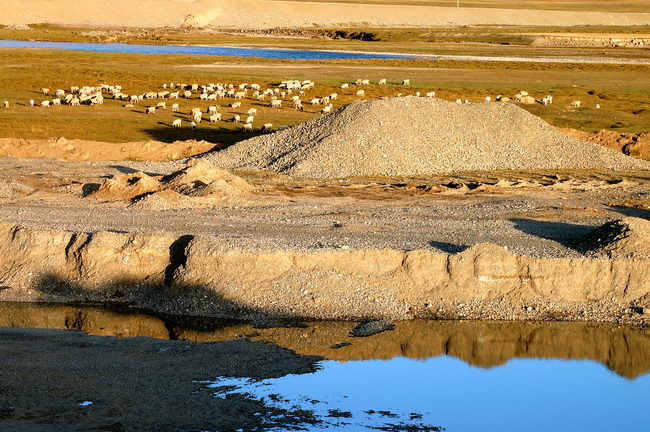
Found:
[341,83,350,89]
[232,114,241,123]
[171,103,179,112]
[193,112,202,123]
[485,96,492,103]
[361,79,370,86]
[156,101,167,110]
[321,104,332,114]
[247,108,257,115]
[246,115,255,124]
[401,79,410,86]
[261,123,273,133]
[571,100,582,108]
[426,91,436,98]
[40,100,51,107]
[183,91,192,98]
[207,105,218,114]
[41,88,49,95]
[231,102,241,108]
[209,113,222,123]
[52,98,61,106]
[146,106,156,114]
[456,99,462,104]
[70,98,80,106]
[169,92,179,99]
[172,119,182,128]
[242,122,253,132]
[269,100,282,108]
[378,79,387,85]
[330,93,338,100]
[356,90,365,97]
[190,121,197,131]
[29,99,35,107]
[200,93,208,101]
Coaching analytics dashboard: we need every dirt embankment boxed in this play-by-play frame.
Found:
[0,217,649,324]
[2,0,650,29]
[561,129,650,162]
[0,137,215,162]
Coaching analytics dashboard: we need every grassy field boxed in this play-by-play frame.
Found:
[0,48,648,146]
[267,0,650,12]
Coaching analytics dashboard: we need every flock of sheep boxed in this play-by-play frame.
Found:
[1,78,591,133]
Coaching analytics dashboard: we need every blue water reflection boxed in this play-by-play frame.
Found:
[0,39,416,60]
[210,356,650,431]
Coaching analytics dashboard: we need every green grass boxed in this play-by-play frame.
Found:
[0,48,648,147]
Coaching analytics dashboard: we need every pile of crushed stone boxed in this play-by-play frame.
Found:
[91,160,253,209]
[204,97,649,178]
[573,217,650,259]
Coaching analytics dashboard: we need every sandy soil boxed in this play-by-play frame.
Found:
[0,137,216,162]
[2,0,650,29]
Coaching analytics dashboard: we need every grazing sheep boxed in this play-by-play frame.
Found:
[193,112,202,123]
[456,99,462,104]
[356,90,365,97]
[294,102,303,111]
[232,114,241,123]
[29,99,35,107]
[124,103,134,108]
[401,79,410,86]
[191,121,197,131]
[172,119,182,128]
[261,123,273,133]
[247,108,257,115]
[242,122,253,132]
[426,91,436,98]
[70,98,80,106]
[146,106,156,114]
[51,98,61,106]
[269,100,282,108]
[183,91,192,98]
[209,113,222,123]
[321,104,332,114]
[191,107,202,115]
[246,115,255,124]
[341,83,349,89]
[330,93,338,100]
[199,93,208,101]
[571,100,582,108]
[485,96,492,103]
[2,101,8,108]
[169,91,179,99]
[171,103,179,112]
[361,79,370,86]
[231,102,241,108]
[310,98,321,106]
[41,88,49,95]
[207,105,218,114]
[156,101,167,110]
[596,104,601,109]
[40,100,51,107]
[378,79,387,85]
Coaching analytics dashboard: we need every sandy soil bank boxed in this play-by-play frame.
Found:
[2,0,650,29]
[0,217,648,324]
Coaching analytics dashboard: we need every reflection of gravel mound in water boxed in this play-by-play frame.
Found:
[92,160,252,208]
[204,97,649,178]
[574,217,650,259]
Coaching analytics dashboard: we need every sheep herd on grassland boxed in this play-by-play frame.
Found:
[1,78,588,134]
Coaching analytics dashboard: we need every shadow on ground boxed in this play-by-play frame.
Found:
[510,218,597,247]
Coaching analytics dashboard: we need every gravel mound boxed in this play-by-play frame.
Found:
[204,97,649,178]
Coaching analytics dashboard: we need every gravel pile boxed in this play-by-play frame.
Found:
[204,97,649,178]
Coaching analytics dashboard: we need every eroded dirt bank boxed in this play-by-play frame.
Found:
[0,218,648,324]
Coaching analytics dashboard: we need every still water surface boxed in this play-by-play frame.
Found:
[2,302,649,431]
[0,39,416,60]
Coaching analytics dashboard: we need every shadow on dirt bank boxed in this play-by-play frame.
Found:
[510,218,598,247]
